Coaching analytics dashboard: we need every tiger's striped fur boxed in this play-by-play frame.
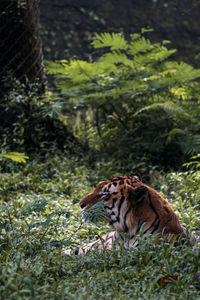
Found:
[65,175,188,255]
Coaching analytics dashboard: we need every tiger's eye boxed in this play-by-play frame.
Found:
[99,192,108,198]
[80,203,86,209]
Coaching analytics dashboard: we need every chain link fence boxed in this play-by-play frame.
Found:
[0,0,47,150]
[0,0,45,92]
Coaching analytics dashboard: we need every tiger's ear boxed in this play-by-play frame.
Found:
[131,173,142,181]
[127,186,149,204]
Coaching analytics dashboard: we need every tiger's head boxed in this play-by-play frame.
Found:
[79,175,187,239]
[80,175,141,207]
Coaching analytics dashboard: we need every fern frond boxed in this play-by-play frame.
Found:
[173,62,200,82]
[46,61,67,75]
[53,60,119,91]
[166,128,185,145]
[92,33,128,50]
[0,152,29,163]
[180,135,200,155]
[82,201,106,224]
[100,51,134,68]
[133,102,190,119]
[163,61,200,83]
[150,46,176,62]
[183,154,200,169]
[132,47,176,66]
[166,131,200,155]
[129,37,152,56]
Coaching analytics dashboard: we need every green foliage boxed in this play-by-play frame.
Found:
[156,156,200,234]
[0,152,199,299]
[183,154,200,170]
[92,32,129,50]
[0,76,77,153]
[47,31,200,169]
[82,201,106,224]
[0,152,29,163]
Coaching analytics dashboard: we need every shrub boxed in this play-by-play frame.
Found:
[47,31,200,169]
[0,75,77,153]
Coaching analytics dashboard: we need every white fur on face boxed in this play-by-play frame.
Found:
[103,183,118,194]
[109,185,118,193]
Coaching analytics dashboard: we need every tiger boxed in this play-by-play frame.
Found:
[65,175,190,255]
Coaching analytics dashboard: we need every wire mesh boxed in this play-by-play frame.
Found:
[0,0,45,88]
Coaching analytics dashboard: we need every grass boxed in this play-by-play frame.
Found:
[0,151,199,299]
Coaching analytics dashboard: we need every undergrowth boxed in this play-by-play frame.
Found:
[0,152,199,299]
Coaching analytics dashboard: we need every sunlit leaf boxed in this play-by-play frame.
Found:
[1,152,29,163]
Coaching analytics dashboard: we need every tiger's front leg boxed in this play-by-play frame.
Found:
[64,231,120,255]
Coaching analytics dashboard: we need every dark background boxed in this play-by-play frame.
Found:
[40,0,200,65]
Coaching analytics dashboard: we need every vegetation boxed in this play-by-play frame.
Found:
[0,0,45,88]
[0,28,200,298]
[47,31,200,170]
[0,153,199,299]
[0,78,77,153]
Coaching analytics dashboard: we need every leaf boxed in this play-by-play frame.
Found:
[46,61,67,75]
[133,102,190,119]
[82,201,106,224]
[0,152,29,163]
[180,135,200,155]
[49,240,78,247]
[129,37,153,56]
[21,200,48,215]
[141,27,154,34]
[100,51,134,68]
[42,101,63,118]
[30,214,54,229]
[170,87,188,100]
[92,33,128,50]
[166,128,185,145]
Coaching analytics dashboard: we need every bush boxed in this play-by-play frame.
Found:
[47,31,200,169]
[0,75,77,153]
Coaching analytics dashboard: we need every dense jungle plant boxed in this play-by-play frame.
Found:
[47,31,200,169]
[0,75,77,153]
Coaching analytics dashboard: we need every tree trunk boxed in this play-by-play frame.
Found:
[0,0,45,92]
